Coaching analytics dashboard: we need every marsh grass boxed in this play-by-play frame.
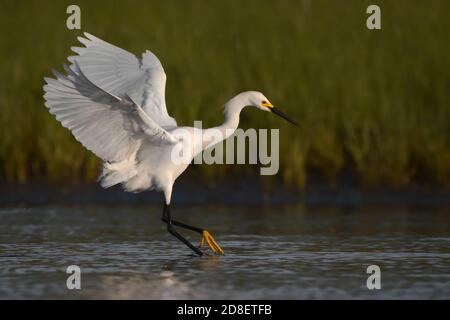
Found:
[1,0,449,188]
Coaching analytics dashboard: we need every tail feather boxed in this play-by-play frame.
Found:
[99,157,138,188]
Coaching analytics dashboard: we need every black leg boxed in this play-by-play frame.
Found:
[162,204,204,234]
[162,203,203,256]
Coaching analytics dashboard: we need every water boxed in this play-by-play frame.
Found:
[0,204,449,299]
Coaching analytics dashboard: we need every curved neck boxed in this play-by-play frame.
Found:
[222,101,245,132]
[201,96,247,150]
[216,94,249,137]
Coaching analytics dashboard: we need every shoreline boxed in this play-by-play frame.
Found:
[1,174,449,206]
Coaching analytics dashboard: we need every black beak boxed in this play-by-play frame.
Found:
[271,107,298,126]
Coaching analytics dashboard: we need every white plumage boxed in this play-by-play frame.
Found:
[43,33,296,255]
[44,33,181,196]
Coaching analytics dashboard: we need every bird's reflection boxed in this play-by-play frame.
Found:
[93,255,222,299]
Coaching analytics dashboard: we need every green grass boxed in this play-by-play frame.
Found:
[1,0,449,188]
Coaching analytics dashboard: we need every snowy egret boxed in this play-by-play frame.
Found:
[43,33,297,256]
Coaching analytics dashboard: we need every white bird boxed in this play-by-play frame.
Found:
[43,33,297,256]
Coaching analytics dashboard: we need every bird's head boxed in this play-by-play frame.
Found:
[240,91,298,126]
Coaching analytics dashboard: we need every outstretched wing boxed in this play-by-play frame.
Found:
[71,32,177,128]
[43,62,177,163]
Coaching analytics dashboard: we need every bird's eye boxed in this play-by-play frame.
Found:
[262,100,268,105]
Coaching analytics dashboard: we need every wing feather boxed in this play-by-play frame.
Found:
[43,62,177,163]
[72,33,177,128]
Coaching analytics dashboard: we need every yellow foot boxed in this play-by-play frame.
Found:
[200,230,225,255]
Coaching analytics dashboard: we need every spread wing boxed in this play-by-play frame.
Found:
[43,33,180,162]
[72,32,177,128]
[43,62,178,163]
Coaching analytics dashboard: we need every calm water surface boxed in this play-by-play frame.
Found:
[0,204,449,299]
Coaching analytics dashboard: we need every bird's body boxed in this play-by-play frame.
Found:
[44,33,296,256]
[100,97,244,200]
